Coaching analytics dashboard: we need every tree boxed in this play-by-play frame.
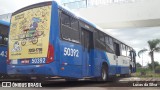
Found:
[136,62,142,68]
[147,61,159,70]
[138,39,160,73]
[138,48,147,67]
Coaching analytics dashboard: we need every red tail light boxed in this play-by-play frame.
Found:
[46,44,54,64]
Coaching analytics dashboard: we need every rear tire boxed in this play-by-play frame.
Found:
[97,65,108,81]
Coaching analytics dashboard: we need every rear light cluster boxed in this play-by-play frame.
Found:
[46,44,54,64]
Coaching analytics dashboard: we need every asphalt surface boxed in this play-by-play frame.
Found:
[0,77,159,90]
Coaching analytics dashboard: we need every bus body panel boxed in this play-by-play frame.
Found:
[0,20,9,75]
[58,40,83,78]
[92,49,108,76]
[117,56,130,74]
[0,46,7,74]
[93,49,131,76]
[7,61,59,76]
[108,54,130,75]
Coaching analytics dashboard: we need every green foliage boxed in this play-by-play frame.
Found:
[155,65,160,70]
[155,66,160,74]
[133,67,160,77]
[138,49,148,57]
[136,68,150,73]
[136,63,142,68]
[138,38,160,72]
[147,61,159,69]
[148,39,160,52]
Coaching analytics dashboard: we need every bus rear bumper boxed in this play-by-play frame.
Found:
[7,62,58,77]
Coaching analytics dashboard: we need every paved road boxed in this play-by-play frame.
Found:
[0,77,159,90]
[0,87,160,90]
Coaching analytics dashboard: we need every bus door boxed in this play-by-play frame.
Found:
[81,28,93,76]
[113,42,120,74]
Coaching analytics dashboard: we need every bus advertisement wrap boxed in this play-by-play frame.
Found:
[9,5,51,60]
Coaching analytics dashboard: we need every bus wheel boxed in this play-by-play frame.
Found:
[98,65,108,81]
[32,37,38,44]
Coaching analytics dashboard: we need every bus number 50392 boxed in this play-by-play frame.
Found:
[64,47,79,57]
[31,58,46,64]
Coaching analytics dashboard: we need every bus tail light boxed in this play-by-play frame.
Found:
[46,44,54,64]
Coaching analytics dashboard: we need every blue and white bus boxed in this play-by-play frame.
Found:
[0,20,9,78]
[8,1,136,81]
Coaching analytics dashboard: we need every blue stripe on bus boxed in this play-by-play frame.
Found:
[0,20,9,75]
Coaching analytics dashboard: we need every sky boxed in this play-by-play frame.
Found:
[0,0,160,66]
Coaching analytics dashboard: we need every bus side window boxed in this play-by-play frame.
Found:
[109,37,113,45]
[61,13,70,27]
[95,31,114,54]
[113,42,120,56]
[105,35,109,45]
[70,17,78,30]
[99,32,105,43]
[121,44,126,56]
[60,12,80,43]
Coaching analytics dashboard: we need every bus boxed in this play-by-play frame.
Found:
[7,1,136,81]
[0,20,9,78]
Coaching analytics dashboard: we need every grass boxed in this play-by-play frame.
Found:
[132,68,160,78]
